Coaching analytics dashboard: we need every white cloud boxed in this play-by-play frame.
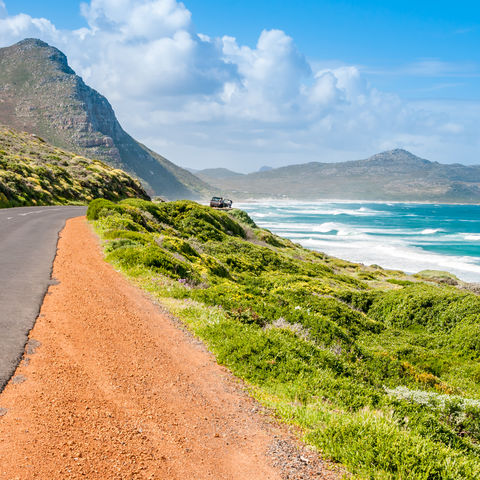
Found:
[0,13,59,44]
[219,30,312,121]
[310,71,343,107]
[0,0,478,171]
[80,0,192,37]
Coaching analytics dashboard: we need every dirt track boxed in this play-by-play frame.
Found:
[0,217,337,480]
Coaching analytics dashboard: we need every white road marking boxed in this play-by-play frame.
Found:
[19,210,48,216]
[0,206,84,219]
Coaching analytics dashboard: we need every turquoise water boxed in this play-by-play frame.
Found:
[237,201,480,283]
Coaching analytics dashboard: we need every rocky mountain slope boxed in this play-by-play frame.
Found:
[194,167,244,179]
[0,39,211,200]
[197,149,480,202]
[0,126,148,207]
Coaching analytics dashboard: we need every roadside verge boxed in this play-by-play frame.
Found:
[0,217,337,480]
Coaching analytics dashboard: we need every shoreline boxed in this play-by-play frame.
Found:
[237,200,480,284]
[235,198,480,206]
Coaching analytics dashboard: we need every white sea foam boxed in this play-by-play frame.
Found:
[286,207,385,217]
[257,221,372,239]
[246,211,271,218]
[241,200,480,282]
[237,202,390,218]
[464,234,480,241]
[299,237,480,282]
[258,221,426,238]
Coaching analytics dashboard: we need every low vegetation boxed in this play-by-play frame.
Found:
[89,198,480,479]
[0,127,148,208]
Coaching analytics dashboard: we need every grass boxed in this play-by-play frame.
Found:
[89,198,480,479]
[0,127,148,207]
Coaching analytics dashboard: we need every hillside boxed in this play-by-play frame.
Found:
[89,197,480,479]
[195,167,244,180]
[198,149,480,202]
[0,126,148,207]
[0,39,211,200]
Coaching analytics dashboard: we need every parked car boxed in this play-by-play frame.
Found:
[210,196,233,208]
[210,196,224,207]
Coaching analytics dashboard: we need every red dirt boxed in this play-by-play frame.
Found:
[0,217,339,480]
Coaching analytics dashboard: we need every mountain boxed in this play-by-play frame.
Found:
[196,167,244,181]
[199,149,480,203]
[0,126,148,207]
[0,39,211,200]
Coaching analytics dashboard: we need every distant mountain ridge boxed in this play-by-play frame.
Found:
[0,39,211,200]
[197,149,480,203]
[195,167,244,179]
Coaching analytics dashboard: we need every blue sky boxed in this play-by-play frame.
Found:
[9,0,480,100]
[1,0,479,169]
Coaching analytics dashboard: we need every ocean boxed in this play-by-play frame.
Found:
[236,201,480,283]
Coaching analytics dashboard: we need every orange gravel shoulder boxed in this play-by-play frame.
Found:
[0,217,336,480]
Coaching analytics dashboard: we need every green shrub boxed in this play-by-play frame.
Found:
[387,278,416,286]
[368,285,480,331]
[228,208,257,228]
[450,321,480,359]
[0,128,147,207]
[89,198,480,479]
[308,408,480,480]
[87,198,123,220]
[0,191,10,208]
[102,230,153,245]
[107,244,198,281]
[161,236,200,260]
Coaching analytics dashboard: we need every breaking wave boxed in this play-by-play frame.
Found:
[238,201,480,282]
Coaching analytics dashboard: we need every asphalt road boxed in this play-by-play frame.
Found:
[0,205,86,392]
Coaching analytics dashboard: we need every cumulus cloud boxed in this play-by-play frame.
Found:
[0,0,477,170]
[0,10,59,44]
[81,0,191,37]
[65,0,236,100]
